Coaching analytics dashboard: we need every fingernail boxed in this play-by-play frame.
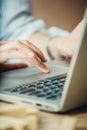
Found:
[44,57,47,62]
[44,67,50,73]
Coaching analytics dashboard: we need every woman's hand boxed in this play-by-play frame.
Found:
[48,20,85,62]
[0,40,50,73]
[48,36,76,62]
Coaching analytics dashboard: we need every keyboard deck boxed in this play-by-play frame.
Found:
[4,75,66,101]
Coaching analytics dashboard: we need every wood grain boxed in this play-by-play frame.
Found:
[0,101,87,130]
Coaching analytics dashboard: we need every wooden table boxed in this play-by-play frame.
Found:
[1,101,87,130]
[39,106,87,130]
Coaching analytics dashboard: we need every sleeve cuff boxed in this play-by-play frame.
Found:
[47,26,70,37]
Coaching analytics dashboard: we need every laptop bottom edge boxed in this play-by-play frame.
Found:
[0,93,61,112]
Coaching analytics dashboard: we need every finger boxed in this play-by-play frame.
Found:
[0,41,32,62]
[35,62,50,73]
[28,52,50,73]
[0,63,28,72]
[16,41,49,72]
[58,45,73,59]
[0,41,49,73]
[9,49,50,73]
[22,40,47,62]
[0,49,49,73]
[0,40,47,63]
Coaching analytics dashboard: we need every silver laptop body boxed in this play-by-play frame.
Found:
[0,10,87,112]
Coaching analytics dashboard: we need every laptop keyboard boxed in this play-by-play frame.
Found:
[4,75,66,101]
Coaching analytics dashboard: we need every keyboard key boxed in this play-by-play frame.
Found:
[37,92,45,97]
[60,78,66,82]
[19,88,35,94]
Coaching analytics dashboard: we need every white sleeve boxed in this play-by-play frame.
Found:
[47,26,70,37]
[0,0,46,40]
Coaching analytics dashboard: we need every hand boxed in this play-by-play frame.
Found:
[49,20,84,62]
[49,36,76,62]
[0,40,50,73]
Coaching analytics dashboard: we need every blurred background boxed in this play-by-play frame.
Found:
[31,0,87,31]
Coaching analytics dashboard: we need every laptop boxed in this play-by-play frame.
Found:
[0,10,87,112]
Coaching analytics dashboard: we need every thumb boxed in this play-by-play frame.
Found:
[0,63,28,73]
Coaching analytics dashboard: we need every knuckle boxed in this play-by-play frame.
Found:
[31,53,36,58]
[28,52,36,59]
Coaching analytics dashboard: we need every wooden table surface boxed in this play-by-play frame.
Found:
[0,101,87,130]
[39,106,87,130]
